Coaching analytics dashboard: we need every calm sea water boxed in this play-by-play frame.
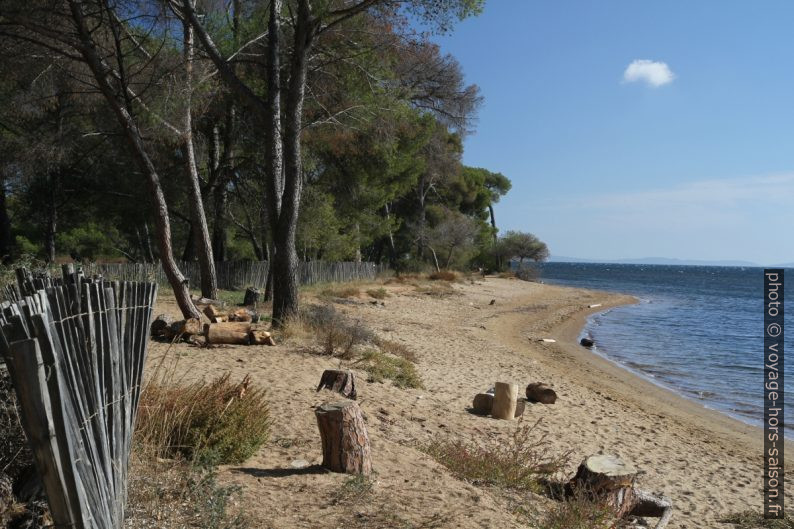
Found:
[536,262,792,433]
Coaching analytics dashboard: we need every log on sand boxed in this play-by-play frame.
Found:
[250,330,276,346]
[204,323,250,345]
[316,369,357,399]
[203,304,227,323]
[525,382,557,404]
[315,401,372,474]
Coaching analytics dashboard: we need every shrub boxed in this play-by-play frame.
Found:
[356,350,423,389]
[515,266,539,282]
[376,339,418,363]
[413,283,456,298]
[721,511,794,528]
[424,419,569,493]
[332,474,375,505]
[302,304,376,358]
[428,270,458,281]
[366,287,389,299]
[136,373,270,466]
[536,492,616,529]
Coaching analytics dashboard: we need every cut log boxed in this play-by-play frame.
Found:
[525,382,557,404]
[569,454,638,494]
[229,308,254,322]
[250,330,276,346]
[170,318,203,337]
[204,323,250,345]
[316,369,357,400]
[243,287,261,306]
[315,401,372,474]
[491,382,518,420]
[471,393,493,415]
[150,314,174,338]
[203,304,225,323]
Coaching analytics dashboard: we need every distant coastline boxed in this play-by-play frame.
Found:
[546,255,794,267]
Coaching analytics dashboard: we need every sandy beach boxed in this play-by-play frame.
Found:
[147,277,793,528]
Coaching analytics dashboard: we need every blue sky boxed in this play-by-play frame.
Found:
[433,1,794,264]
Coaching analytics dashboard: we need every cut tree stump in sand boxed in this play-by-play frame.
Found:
[204,323,250,345]
[243,287,260,306]
[316,369,357,400]
[315,401,372,474]
[472,393,493,414]
[525,382,557,404]
[568,454,673,529]
[491,382,518,420]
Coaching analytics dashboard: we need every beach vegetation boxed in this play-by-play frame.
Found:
[356,349,424,389]
[721,511,794,528]
[424,419,569,493]
[136,373,270,466]
[428,270,459,281]
[366,287,390,299]
[534,491,615,529]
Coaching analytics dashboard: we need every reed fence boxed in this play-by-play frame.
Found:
[78,260,388,291]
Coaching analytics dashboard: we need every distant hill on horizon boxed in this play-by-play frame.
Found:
[547,255,767,267]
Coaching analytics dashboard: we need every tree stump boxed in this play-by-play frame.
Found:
[525,382,557,404]
[471,393,493,415]
[315,401,372,474]
[491,382,518,420]
[316,369,357,399]
[243,287,261,306]
[204,323,250,345]
[569,454,638,494]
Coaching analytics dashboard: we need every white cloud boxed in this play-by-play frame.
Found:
[622,59,675,87]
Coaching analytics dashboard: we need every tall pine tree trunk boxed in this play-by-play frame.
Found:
[182,7,218,299]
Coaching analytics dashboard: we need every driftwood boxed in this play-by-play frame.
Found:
[315,401,372,474]
[491,382,518,420]
[525,382,557,404]
[568,455,673,529]
[316,370,357,399]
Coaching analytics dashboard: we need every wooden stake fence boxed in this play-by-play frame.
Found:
[77,260,387,291]
[0,265,156,528]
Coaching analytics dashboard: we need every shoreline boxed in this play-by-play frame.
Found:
[540,287,794,462]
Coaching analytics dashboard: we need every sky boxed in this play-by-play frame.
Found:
[432,1,794,264]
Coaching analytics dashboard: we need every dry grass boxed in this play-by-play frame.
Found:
[136,373,270,466]
[299,304,376,358]
[125,448,247,529]
[413,282,456,298]
[427,270,458,281]
[721,511,794,528]
[366,287,389,299]
[320,285,361,299]
[376,338,418,363]
[424,419,569,493]
[355,350,423,389]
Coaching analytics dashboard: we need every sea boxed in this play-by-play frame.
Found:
[535,262,792,434]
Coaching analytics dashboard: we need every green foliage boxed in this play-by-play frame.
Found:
[721,511,794,528]
[535,493,616,529]
[356,349,423,388]
[496,230,550,265]
[56,222,122,260]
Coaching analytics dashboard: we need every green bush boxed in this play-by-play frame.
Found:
[356,350,423,389]
[136,373,270,466]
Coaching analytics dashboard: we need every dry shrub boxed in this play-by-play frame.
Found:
[136,373,270,466]
[302,304,376,358]
[125,450,246,529]
[498,271,517,279]
[0,365,32,481]
[331,474,375,505]
[515,266,540,282]
[355,350,422,389]
[424,419,569,493]
[428,270,458,281]
[536,490,616,529]
[413,283,455,298]
[721,511,794,528]
[376,338,418,363]
[366,287,389,299]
